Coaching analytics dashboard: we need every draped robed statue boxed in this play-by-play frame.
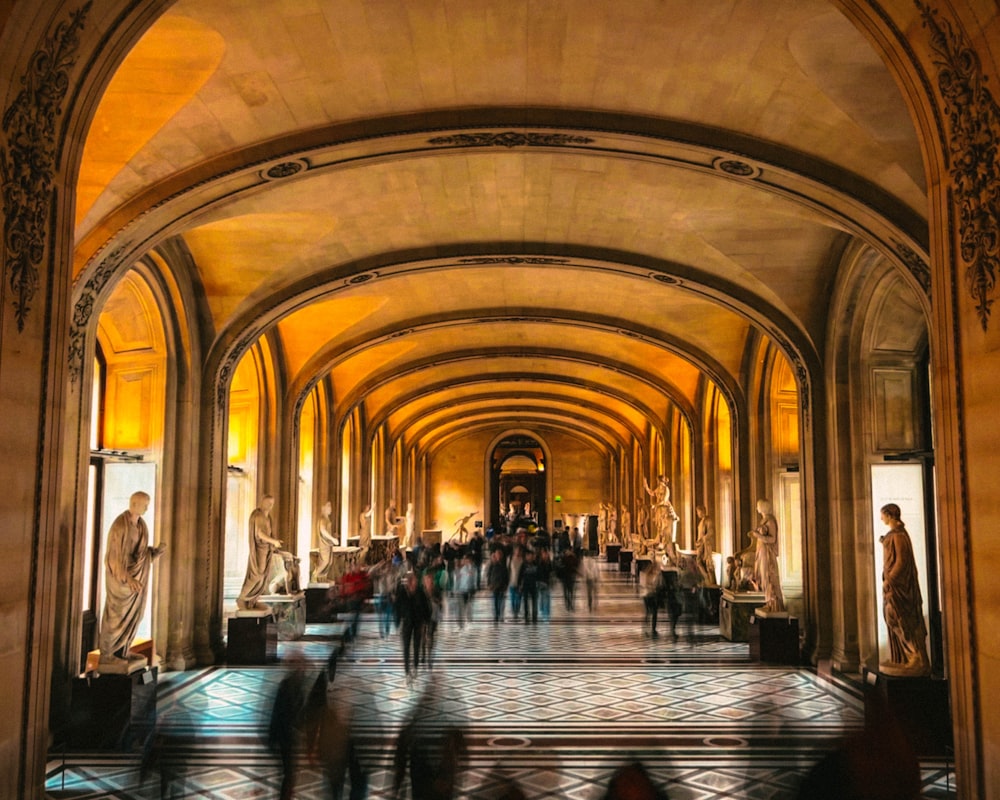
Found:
[98,491,166,674]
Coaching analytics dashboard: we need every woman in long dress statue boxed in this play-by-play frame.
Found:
[879,503,931,676]
[748,498,785,612]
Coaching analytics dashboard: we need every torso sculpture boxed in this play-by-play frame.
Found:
[694,506,716,585]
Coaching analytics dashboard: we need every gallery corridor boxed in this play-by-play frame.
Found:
[46,563,954,799]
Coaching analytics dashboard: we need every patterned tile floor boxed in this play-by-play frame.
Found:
[47,564,957,799]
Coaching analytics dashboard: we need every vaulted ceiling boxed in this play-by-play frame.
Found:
[76,0,927,458]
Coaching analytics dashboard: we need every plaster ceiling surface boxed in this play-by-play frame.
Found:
[78,0,927,453]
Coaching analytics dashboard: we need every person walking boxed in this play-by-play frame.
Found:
[486,549,509,625]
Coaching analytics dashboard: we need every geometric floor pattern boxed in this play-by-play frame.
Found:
[47,563,958,798]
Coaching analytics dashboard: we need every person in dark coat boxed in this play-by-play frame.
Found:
[486,548,509,624]
[395,572,432,683]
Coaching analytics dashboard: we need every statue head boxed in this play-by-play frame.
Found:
[756,498,772,515]
[322,500,332,515]
[128,491,150,516]
[261,494,275,512]
[696,505,707,518]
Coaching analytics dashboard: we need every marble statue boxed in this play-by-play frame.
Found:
[384,502,399,538]
[98,491,165,673]
[359,504,373,538]
[694,505,716,584]
[314,500,336,582]
[748,499,784,612]
[237,495,283,612]
[879,504,931,676]
[619,505,631,539]
[405,502,415,547]
[643,475,679,542]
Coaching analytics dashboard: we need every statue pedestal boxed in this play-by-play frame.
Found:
[634,557,652,587]
[305,584,335,622]
[69,667,157,750]
[606,543,621,564]
[864,669,952,756]
[261,593,306,640]
[368,534,398,564]
[618,549,634,574]
[749,611,799,664]
[421,529,443,547]
[719,590,765,641]
[227,614,277,664]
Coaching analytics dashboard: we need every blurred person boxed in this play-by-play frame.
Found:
[268,655,309,800]
[537,547,553,620]
[309,650,369,800]
[508,544,524,620]
[452,554,476,628]
[395,572,432,684]
[582,553,600,612]
[603,761,670,800]
[392,678,468,800]
[518,549,540,624]
[560,546,578,611]
[487,549,509,624]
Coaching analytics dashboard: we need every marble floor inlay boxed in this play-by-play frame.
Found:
[47,563,956,798]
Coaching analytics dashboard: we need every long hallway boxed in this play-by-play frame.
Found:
[47,563,954,799]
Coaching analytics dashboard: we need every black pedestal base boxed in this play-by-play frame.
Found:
[749,614,800,664]
[619,550,634,573]
[305,586,335,622]
[69,667,157,750]
[606,544,621,564]
[227,615,277,664]
[866,670,952,756]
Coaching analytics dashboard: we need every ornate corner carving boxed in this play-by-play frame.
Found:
[1,2,92,331]
[261,159,308,181]
[892,239,931,296]
[68,241,131,382]
[428,132,593,148]
[918,2,1000,331]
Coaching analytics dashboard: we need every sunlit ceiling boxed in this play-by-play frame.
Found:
[76,0,927,459]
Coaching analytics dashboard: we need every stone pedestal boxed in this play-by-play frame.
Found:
[749,611,799,664]
[260,593,306,640]
[606,543,621,563]
[227,614,277,664]
[864,669,952,756]
[369,534,398,564]
[69,667,157,750]
[619,549,634,574]
[310,546,360,584]
[719,589,765,641]
[421,529,443,547]
[634,557,652,585]
[305,584,335,622]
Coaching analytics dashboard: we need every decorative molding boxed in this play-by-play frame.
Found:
[428,132,593,148]
[459,256,569,265]
[261,159,308,181]
[649,273,683,286]
[67,241,131,382]
[767,328,811,426]
[216,331,259,408]
[712,157,761,179]
[918,2,1000,331]
[1,2,92,330]
[892,238,931,296]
